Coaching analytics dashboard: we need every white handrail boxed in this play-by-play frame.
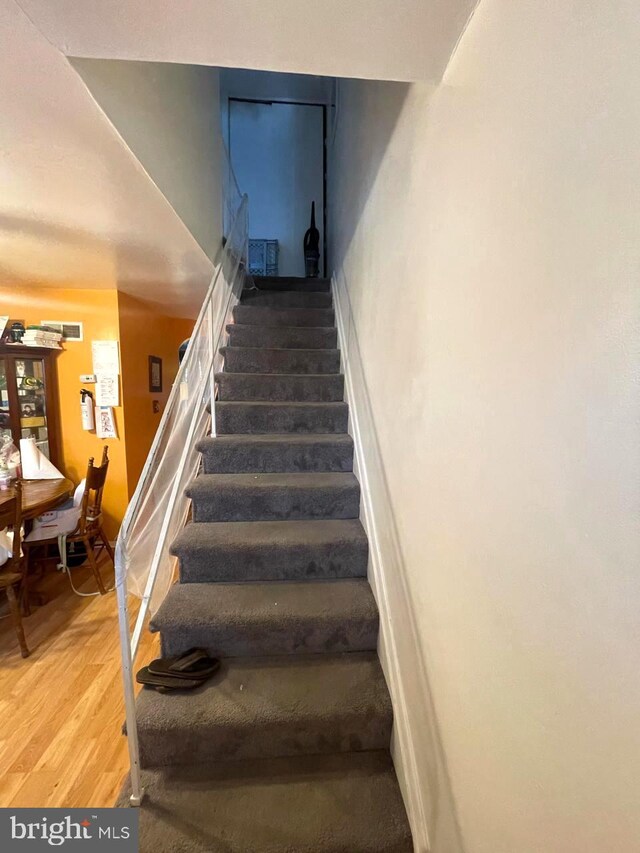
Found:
[115,185,248,805]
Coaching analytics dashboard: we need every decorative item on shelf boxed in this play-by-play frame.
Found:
[9,322,25,344]
[148,356,163,393]
[303,201,320,278]
[19,375,44,392]
[22,325,63,349]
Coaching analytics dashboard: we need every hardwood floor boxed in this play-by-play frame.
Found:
[0,556,159,807]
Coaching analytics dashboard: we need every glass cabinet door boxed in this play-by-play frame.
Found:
[14,357,51,459]
[0,359,12,444]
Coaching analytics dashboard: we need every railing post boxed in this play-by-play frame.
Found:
[209,298,217,438]
[115,543,144,807]
[114,193,248,810]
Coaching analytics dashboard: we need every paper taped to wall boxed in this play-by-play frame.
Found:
[95,374,119,406]
[95,407,117,439]
[92,340,120,375]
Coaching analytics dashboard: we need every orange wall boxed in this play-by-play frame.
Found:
[2,286,193,538]
[2,287,128,538]
[117,291,193,493]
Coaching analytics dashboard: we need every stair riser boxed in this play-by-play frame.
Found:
[217,373,344,402]
[222,347,340,375]
[189,482,360,522]
[216,403,348,435]
[138,712,391,767]
[176,538,368,583]
[241,291,332,309]
[251,276,331,292]
[200,440,354,473]
[227,325,337,350]
[233,305,335,327]
[157,613,379,658]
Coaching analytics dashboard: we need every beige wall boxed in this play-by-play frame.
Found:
[330,2,640,852]
[21,0,478,83]
[71,58,223,265]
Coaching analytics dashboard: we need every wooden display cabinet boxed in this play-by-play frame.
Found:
[0,344,62,469]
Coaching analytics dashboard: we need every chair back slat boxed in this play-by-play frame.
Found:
[79,447,109,535]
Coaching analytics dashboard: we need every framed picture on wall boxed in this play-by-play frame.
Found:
[148,356,163,393]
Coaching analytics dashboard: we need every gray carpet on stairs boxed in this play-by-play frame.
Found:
[171,518,368,582]
[215,400,349,434]
[197,433,354,473]
[120,276,412,852]
[240,290,332,308]
[233,304,335,327]
[152,578,379,657]
[186,472,361,522]
[227,323,337,349]
[221,345,341,374]
[136,651,392,765]
[117,752,413,853]
[216,371,344,401]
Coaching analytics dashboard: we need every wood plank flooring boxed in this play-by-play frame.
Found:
[0,557,158,807]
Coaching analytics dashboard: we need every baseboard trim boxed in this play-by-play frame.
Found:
[333,272,464,853]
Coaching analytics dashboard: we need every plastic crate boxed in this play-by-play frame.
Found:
[249,239,279,276]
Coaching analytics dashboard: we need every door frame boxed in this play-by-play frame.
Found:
[228,97,328,277]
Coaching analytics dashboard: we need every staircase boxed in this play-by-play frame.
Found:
[127,276,413,852]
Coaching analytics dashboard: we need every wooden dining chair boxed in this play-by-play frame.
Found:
[0,480,29,658]
[23,447,113,596]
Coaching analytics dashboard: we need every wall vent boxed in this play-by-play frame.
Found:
[41,321,84,342]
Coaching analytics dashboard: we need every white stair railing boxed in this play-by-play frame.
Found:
[115,169,248,805]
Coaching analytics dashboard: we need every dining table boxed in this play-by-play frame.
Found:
[0,477,75,610]
[0,477,74,519]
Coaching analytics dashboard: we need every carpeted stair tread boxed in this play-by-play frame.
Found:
[251,275,331,292]
[136,651,391,766]
[186,472,360,522]
[241,290,332,308]
[215,401,349,434]
[233,304,335,327]
[227,324,337,350]
[171,518,368,582]
[216,372,344,402]
[151,579,378,657]
[124,266,413,848]
[197,433,354,473]
[222,345,340,375]
[117,751,413,853]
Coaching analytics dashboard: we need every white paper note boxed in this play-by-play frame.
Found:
[95,374,120,407]
[92,340,120,375]
[95,407,118,439]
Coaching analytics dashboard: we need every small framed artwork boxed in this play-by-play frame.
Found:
[148,356,163,393]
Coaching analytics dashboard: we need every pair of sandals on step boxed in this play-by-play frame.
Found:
[137,648,220,693]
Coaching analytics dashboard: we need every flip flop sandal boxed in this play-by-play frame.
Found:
[147,648,221,681]
[136,666,203,693]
